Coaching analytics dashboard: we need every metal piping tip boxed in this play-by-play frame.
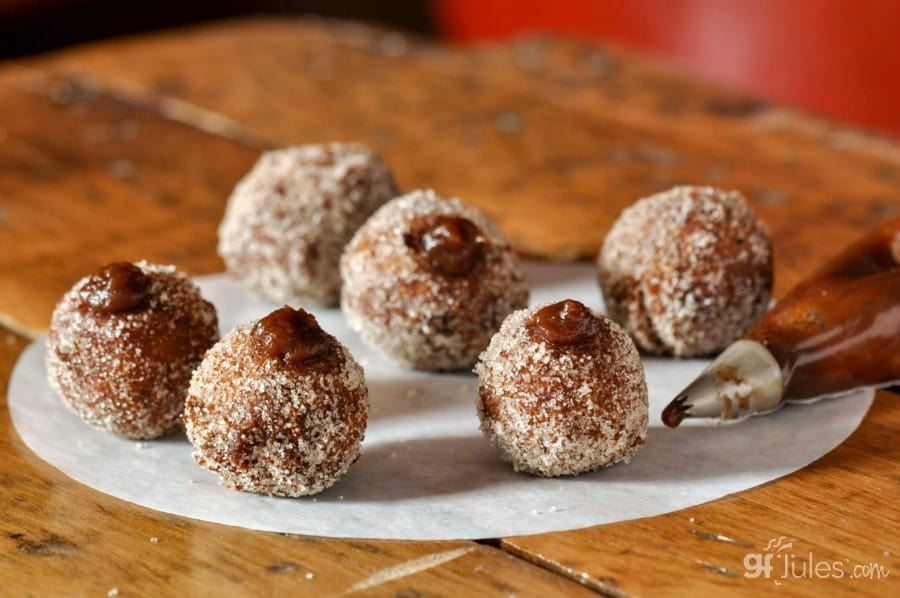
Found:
[662,340,785,427]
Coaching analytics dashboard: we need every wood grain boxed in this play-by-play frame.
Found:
[3,18,898,337]
[0,70,263,336]
[32,18,900,288]
[0,16,898,597]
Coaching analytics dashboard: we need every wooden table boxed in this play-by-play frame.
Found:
[1,18,897,596]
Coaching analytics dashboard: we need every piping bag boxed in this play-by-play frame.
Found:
[663,216,900,427]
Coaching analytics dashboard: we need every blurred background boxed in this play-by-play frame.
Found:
[2,0,898,137]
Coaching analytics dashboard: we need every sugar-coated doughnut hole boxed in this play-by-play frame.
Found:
[475,300,648,477]
[597,185,772,357]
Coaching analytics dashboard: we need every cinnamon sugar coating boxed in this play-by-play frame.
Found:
[45,261,219,439]
[340,189,529,370]
[475,301,648,477]
[218,143,398,306]
[183,309,368,497]
[597,186,773,357]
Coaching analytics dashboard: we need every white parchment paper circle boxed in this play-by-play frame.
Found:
[8,262,873,540]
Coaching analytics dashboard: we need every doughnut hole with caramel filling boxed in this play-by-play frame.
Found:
[475,300,648,477]
[183,306,368,497]
[45,261,219,439]
[340,189,528,370]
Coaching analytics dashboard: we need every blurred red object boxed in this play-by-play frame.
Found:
[433,0,900,137]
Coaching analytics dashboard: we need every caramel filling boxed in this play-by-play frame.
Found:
[529,300,601,346]
[404,215,488,276]
[252,306,331,366]
[80,262,150,314]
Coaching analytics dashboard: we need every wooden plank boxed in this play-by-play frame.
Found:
[2,18,898,337]
[0,324,596,597]
[0,70,263,336]
[31,18,900,291]
[458,36,900,292]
